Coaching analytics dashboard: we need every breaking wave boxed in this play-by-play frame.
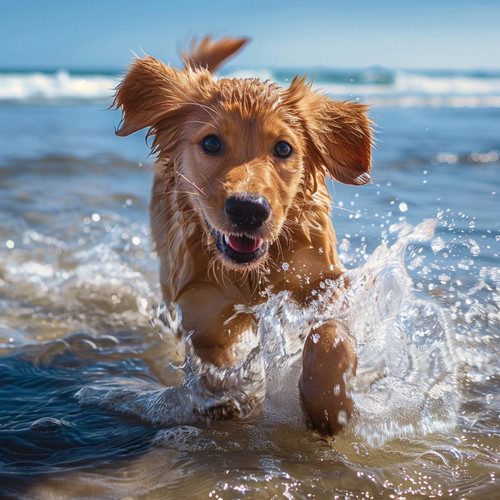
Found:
[2,68,500,107]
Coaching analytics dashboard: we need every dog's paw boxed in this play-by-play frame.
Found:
[150,301,182,336]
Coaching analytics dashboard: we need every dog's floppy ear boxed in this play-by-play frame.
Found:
[115,36,248,138]
[313,97,372,185]
[286,78,373,185]
[114,56,189,137]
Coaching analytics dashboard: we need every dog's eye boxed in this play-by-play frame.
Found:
[201,135,222,155]
[274,141,292,158]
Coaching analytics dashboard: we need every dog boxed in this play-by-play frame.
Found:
[114,35,372,435]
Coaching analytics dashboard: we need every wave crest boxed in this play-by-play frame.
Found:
[2,68,500,107]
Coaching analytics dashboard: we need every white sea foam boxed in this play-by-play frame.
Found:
[316,72,500,106]
[1,68,500,107]
[0,70,117,102]
[394,71,500,95]
[224,68,500,106]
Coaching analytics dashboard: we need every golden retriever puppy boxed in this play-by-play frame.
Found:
[114,36,372,435]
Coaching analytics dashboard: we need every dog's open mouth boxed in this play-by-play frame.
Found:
[213,229,268,265]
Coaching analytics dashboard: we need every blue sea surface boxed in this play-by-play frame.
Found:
[0,68,498,498]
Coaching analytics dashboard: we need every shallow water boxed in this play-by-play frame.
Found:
[0,101,498,498]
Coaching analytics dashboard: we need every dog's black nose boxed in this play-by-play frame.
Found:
[225,195,271,230]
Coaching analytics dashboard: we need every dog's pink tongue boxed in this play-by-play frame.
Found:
[228,235,261,253]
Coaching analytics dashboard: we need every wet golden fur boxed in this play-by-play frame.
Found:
[114,36,373,434]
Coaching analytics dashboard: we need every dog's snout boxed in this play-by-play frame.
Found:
[225,195,271,230]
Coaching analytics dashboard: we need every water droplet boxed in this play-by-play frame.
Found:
[470,244,480,256]
[30,417,62,433]
[5,240,15,249]
[337,410,348,426]
[311,333,320,343]
[431,237,446,253]
[399,202,408,213]
[281,262,289,271]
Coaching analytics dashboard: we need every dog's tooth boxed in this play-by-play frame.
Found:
[224,234,230,245]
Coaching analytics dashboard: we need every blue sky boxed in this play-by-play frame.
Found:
[2,0,499,70]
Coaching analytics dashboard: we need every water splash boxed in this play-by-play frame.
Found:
[78,301,265,425]
[78,219,460,447]
[341,220,459,445]
[245,220,459,446]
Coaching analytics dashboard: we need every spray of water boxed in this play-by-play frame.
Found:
[77,219,459,446]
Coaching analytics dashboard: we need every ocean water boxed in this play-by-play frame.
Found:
[0,68,498,498]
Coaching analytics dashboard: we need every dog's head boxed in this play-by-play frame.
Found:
[114,54,372,272]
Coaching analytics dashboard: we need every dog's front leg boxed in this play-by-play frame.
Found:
[175,289,265,418]
[299,320,356,435]
[77,306,264,425]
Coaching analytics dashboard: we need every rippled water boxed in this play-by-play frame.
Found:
[0,104,498,498]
